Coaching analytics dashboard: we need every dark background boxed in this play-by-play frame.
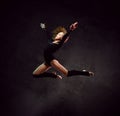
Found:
[1,0,120,116]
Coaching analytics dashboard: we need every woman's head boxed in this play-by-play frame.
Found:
[52,26,67,40]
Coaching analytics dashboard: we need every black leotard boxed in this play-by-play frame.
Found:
[43,29,71,66]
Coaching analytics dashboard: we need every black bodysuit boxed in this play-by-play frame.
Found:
[43,29,71,66]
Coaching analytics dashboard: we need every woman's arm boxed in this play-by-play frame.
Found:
[60,22,78,43]
[40,23,52,41]
[70,21,78,31]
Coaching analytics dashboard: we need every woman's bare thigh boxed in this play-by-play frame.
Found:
[33,63,51,75]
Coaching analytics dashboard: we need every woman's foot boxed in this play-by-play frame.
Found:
[52,72,63,79]
[56,74,63,79]
[82,70,94,77]
[88,71,95,77]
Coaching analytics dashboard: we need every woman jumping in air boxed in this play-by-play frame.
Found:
[32,21,94,79]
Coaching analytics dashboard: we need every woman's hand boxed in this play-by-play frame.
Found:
[70,22,78,31]
[40,23,46,29]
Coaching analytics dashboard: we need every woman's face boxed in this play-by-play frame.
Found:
[54,32,64,40]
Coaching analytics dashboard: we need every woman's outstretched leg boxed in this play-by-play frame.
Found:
[50,59,94,77]
[67,70,94,77]
[32,62,62,79]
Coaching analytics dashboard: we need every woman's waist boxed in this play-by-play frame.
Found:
[44,43,61,52]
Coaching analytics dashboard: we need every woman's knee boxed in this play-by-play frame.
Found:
[32,63,50,76]
[32,71,40,76]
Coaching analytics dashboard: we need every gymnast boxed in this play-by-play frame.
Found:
[32,22,94,79]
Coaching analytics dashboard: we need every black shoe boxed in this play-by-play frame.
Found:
[82,70,94,77]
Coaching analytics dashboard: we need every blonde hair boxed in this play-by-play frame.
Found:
[52,26,67,40]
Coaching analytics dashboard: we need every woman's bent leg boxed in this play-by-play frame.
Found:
[50,59,94,77]
[33,62,51,75]
[32,62,62,78]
